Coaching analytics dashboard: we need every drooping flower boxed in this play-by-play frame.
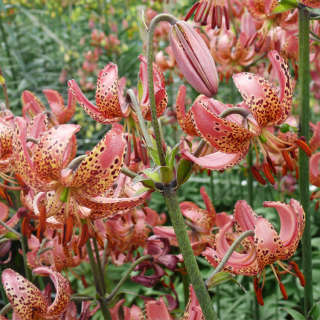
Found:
[1,267,71,320]
[12,119,150,245]
[202,199,305,305]
[180,50,311,181]
[169,20,219,97]
[68,63,129,123]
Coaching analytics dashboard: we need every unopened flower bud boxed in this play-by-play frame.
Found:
[169,20,218,97]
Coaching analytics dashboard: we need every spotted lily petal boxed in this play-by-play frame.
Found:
[2,268,48,320]
[138,55,168,121]
[263,199,305,260]
[181,147,248,170]
[301,0,320,8]
[33,124,80,183]
[74,190,151,219]
[33,266,71,317]
[70,123,126,196]
[68,63,127,124]
[22,90,46,119]
[233,51,293,127]
[310,152,320,187]
[175,85,199,136]
[254,217,282,270]
[234,200,257,233]
[202,221,259,276]
[43,88,76,124]
[191,99,253,153]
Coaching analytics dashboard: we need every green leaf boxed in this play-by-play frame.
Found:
[4,232,20,240]
[167,143,179,170]
[160,166,174,184]
[309,303,320,320]
[272,0,297,14]
[177,159,193,186]
[283,308,305,320]
[207,272,235,288]
[143,167,161,182]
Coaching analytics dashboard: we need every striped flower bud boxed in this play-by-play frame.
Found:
[169,20,218,97]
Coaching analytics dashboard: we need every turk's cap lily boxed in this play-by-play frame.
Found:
[68,63,129,124]
[138,55,168,121]
[202,199,305,276]
[1,267,71,320]
[169,20,219,97]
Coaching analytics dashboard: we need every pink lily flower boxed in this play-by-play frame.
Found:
[1,267,71,320]
[68,63,129,124]
[202,199,305,305]
[180,50,311,180]
[12,119,150,244]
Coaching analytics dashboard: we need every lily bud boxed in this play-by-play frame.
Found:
[169,20,218,97]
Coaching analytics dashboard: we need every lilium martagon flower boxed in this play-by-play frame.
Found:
[202,199,305,305]
[179,50,312,182]
[1,267,71,320]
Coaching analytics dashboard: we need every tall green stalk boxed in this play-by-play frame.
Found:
[247,148,259,320]
[298,5,313,317]
[147,14,217,320]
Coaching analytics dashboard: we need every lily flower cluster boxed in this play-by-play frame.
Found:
[0,1,314,318]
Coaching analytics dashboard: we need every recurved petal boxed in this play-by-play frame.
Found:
[234,200,257,233]
[43,89,76,124]
[96,63,128,118]
[74,190,151,219]
[310,152,320,187]
[2,268,48,320]
[181,148,247,171]
[71,123,126,196]
[33,267,71,318]
[175,85,199,136]
[263,199,305,260]
[301,0,320,8]
[202,222,259,276]
[268,50,293,123]
[13,117,42,189]
[139,55,168,121]
[254,217,283,269]
[191,100,253,153]
[22,90,46,119]
[0,120,13,158]
[33,124,80,183]
[233,72,283,128]
[68,80,122,124]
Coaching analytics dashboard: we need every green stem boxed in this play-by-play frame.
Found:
[105,255,152,303]
[86,240,111,320]
[0,303,11,316]
[247,148,259,319]
[93,238,106,293]
[206,230,254,284]
[147,13,177,166]
[298,6,313,317]
[21,236,32,281]
[164,190,217,320]
[147,13,217,320]
[127,89,153,148]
